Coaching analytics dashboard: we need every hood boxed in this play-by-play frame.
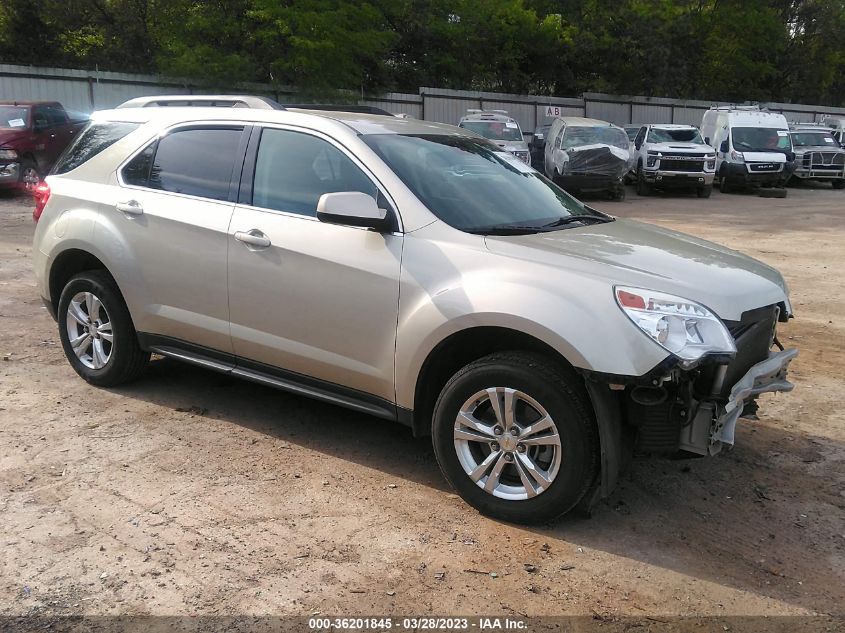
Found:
[494,140,529,152]
[484,219,788,321]
[645,142,713,154]
[794,145,845,153]
[741,151,787,163]
[0,129,29,148]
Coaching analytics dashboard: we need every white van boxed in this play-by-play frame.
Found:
[700,106,795,193]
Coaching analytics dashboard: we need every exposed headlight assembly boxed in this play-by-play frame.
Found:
[615,286,736,366]
[646,151,658,168]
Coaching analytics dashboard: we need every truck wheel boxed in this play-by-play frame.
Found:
[832,180,845,190]
[697,185,712,198]
[57,271,150,387]
[719,174,732,193]
[613,185,626,201]
[20,159,40,193]
[432,352,599,524]
[636,169,651,196]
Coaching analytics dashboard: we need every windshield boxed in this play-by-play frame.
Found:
[459,120,524,142]
[646,127,704,144]
[0,106,29,129]
[562,126,628,150]
[362,134,606,233]
[791,131,840,147]
[732,127,792,152]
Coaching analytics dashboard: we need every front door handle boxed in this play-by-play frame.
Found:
[116,200,143,216]
[234,229,271,248]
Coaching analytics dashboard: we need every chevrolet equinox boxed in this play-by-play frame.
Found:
[32,103,797,523]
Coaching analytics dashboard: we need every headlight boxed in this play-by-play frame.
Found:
[0,148,18,160]
[706,155,716,170]
[730,150,744,162]
[615,286,736,366]
[646,152,658,168]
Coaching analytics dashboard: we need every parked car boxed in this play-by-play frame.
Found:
[458,109,530,164]
[544,117,631,200]
[33,101,797,524]
[528,123,551,169]
[788,124,845,189]
[0,101,87,192]
[631,124,716,197]
[701,106,795,194]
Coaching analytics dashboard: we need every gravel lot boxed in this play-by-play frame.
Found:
[1,183,843,626]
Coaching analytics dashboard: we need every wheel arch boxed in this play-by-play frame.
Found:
[409,325,583,438]
[48,248,117,315]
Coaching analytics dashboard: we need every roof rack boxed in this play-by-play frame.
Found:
[116,95,285,110]
[284,104,395,116]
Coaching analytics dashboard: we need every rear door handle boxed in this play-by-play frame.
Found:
[116,200,143,216]
[234,229,271,248]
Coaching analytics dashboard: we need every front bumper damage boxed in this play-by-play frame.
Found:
[679,348,797,456]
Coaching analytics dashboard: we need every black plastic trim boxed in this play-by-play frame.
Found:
[137,333,400,422]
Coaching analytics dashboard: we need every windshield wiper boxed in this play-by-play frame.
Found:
[542,214,615,228]
[466,224,548,235]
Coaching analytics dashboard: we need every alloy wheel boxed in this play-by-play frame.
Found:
[453,387,562,500]
[65,292,113,370]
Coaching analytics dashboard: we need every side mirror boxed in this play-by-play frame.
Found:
[635,140,641,150]
[33,120,48,133]
[786,151,795,162]
[719,140,729,153]
[704,137,710,145]
[316,192,388,231]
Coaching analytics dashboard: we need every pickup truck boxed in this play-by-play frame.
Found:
[0,101,87,192]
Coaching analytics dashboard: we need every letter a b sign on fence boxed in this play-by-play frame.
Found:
[545,105,563,117]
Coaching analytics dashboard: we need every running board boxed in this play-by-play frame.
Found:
[141,335,397,422]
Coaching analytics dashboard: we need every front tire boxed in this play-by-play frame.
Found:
[432,352,599,524]
[697,185,712,198]
[58,271,149,387]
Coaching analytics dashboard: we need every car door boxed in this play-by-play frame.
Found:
[227,126,402,403]
[109,123,248,354]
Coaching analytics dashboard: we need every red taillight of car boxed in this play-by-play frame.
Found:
[32,182,51,223]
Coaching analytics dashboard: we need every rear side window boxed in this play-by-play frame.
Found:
[121,143,155,187]
[148,127,243,201]
[252,128,377,216]
[53,122,139,175]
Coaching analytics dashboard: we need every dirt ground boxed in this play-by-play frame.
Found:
[1,182,844,627]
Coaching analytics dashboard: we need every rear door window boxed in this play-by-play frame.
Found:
[148,127,244,201]
[52,121,139,175]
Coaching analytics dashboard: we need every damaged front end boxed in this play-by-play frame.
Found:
[551,143,630,194]
[621,303,796,457]
[582,300,797,508]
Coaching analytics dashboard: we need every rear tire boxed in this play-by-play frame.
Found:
[432,352,599,524]
[57,271,149,387]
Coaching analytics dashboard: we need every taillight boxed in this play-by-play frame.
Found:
[32,182,51,223]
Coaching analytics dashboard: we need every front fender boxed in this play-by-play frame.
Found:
[394,233,670,409]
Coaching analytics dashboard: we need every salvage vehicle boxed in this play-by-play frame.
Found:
[632,124,716,197]
[0,101,87,191]
[544,117,631,200]
[528,123,551,169]
[458,109,531,164]
[700,106,795,194]
[789,124,845,189]
[33,101,797,524]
